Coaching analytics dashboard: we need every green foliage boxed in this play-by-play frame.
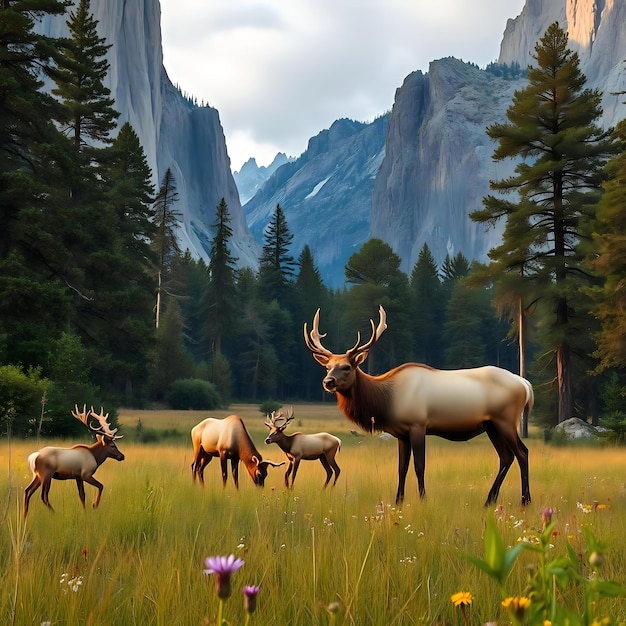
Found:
[259,399,282,415]
[167,378,221,410]
[0,365,47,436]
[467,513,625,625]
[600,372,626,443]
[258,203,295,303]
[471,22,617,424]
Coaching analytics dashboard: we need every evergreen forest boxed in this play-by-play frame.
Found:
[2,2,626,439]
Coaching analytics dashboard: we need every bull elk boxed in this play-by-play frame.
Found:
[264,407,342,488]
[304,306,533,506]
[23,405,124,517]
[191,415,284,488]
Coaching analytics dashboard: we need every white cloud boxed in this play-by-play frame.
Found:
[160,0,526,170]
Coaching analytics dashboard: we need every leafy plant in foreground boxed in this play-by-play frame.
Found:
[467,512,625,624]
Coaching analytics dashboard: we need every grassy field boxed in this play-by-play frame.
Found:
[1,404,625,625]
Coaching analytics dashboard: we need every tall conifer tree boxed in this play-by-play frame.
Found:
[471,23,616,424]
[258,203,295,304]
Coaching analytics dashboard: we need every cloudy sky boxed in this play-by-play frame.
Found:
[159,0,526,172]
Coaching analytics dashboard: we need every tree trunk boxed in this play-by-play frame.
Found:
[518,298,528,437]
[556,339,572,423]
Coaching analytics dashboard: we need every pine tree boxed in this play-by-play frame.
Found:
[470,22,616,424]
[51,0,119,151]
[409,243,443,366]
[0,0,72,367]
[258,204,295,304]
[152,168,182,328]
[587,119,626,371]
[205,198,239,355]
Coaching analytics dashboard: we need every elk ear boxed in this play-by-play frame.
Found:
[354,350,369,366]
[312,352,330,366]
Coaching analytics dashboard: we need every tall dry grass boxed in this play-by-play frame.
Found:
[1,406,625,624]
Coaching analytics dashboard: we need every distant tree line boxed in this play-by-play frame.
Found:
[1,4,626,439]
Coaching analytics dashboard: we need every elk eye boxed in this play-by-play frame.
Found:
[341,365,351,372]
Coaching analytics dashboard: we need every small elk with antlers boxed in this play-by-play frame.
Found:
[304,306,533,506]
[191,415,284,488]
[264,407,342,488]
[23,405,124,517]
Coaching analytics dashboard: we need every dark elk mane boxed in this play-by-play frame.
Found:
[336,368,394,432]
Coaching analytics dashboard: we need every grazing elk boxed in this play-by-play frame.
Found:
[23,405,124,517]
[264,408,342,488]
[304,306,533,506]
[191,415,284,488]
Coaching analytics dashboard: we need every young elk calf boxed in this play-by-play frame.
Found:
[264,408,342,488]
[23,405,124,517]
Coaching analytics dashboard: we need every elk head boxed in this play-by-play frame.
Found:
[249,455,284,486]
[304,306,387,393]
[72,404,125,461]
[264,407,294,444]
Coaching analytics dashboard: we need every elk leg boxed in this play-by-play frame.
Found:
[41,477,55,511]
[219,453,229,486]
[319,456,333,488]
[75,479,86,508]
[197,455,212,485]
[284,461,293,488]
[290,457,301,488]
[231,458,239,489]
[83,476,104,508]
[329,457,341,486]
[410,427,427,500]
[507,429,530,505]
[23,476,41,517]
[396,435,411,505]
[483,422,514,506]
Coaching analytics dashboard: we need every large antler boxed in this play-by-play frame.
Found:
[265,407,294,430]
[89,406,123,438]
[346,305,387,359]
[303,309,333,357]
[71,404,122,439]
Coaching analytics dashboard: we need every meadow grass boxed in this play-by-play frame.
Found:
[1,405,625,625]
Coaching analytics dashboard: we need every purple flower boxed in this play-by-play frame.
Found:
[243,585,260,614]
[541,507,555,529]
[204,555,245,599]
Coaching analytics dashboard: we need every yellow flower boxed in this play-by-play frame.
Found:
[543,621,552,625]
[450,591,473,607]
[502,596,531,621]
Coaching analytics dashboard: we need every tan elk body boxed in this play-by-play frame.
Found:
[191,415,283,487]
[264,408,342,488]
[23,406,124,517]
[304,306,533,506]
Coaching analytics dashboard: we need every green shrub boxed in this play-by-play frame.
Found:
[0,365,47,436]
[167,378,221,410]
[259,399,282,415]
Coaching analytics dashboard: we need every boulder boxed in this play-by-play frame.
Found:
[553,417,601,440]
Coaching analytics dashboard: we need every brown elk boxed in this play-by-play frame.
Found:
[191,415,284,487]
[23,405,124,517]
[264,407,342,488]
[304,306,533,506]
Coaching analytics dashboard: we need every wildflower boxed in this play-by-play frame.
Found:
[204,554,244,599]
[243,585,260,614]
[327,602,340,614]
[502,596,531,623]
[450,591,472,607]
[589,551,605,569]
[451,591,472,625]
[541,507,554,529]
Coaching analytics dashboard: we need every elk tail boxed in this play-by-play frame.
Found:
[27,452,39,473]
